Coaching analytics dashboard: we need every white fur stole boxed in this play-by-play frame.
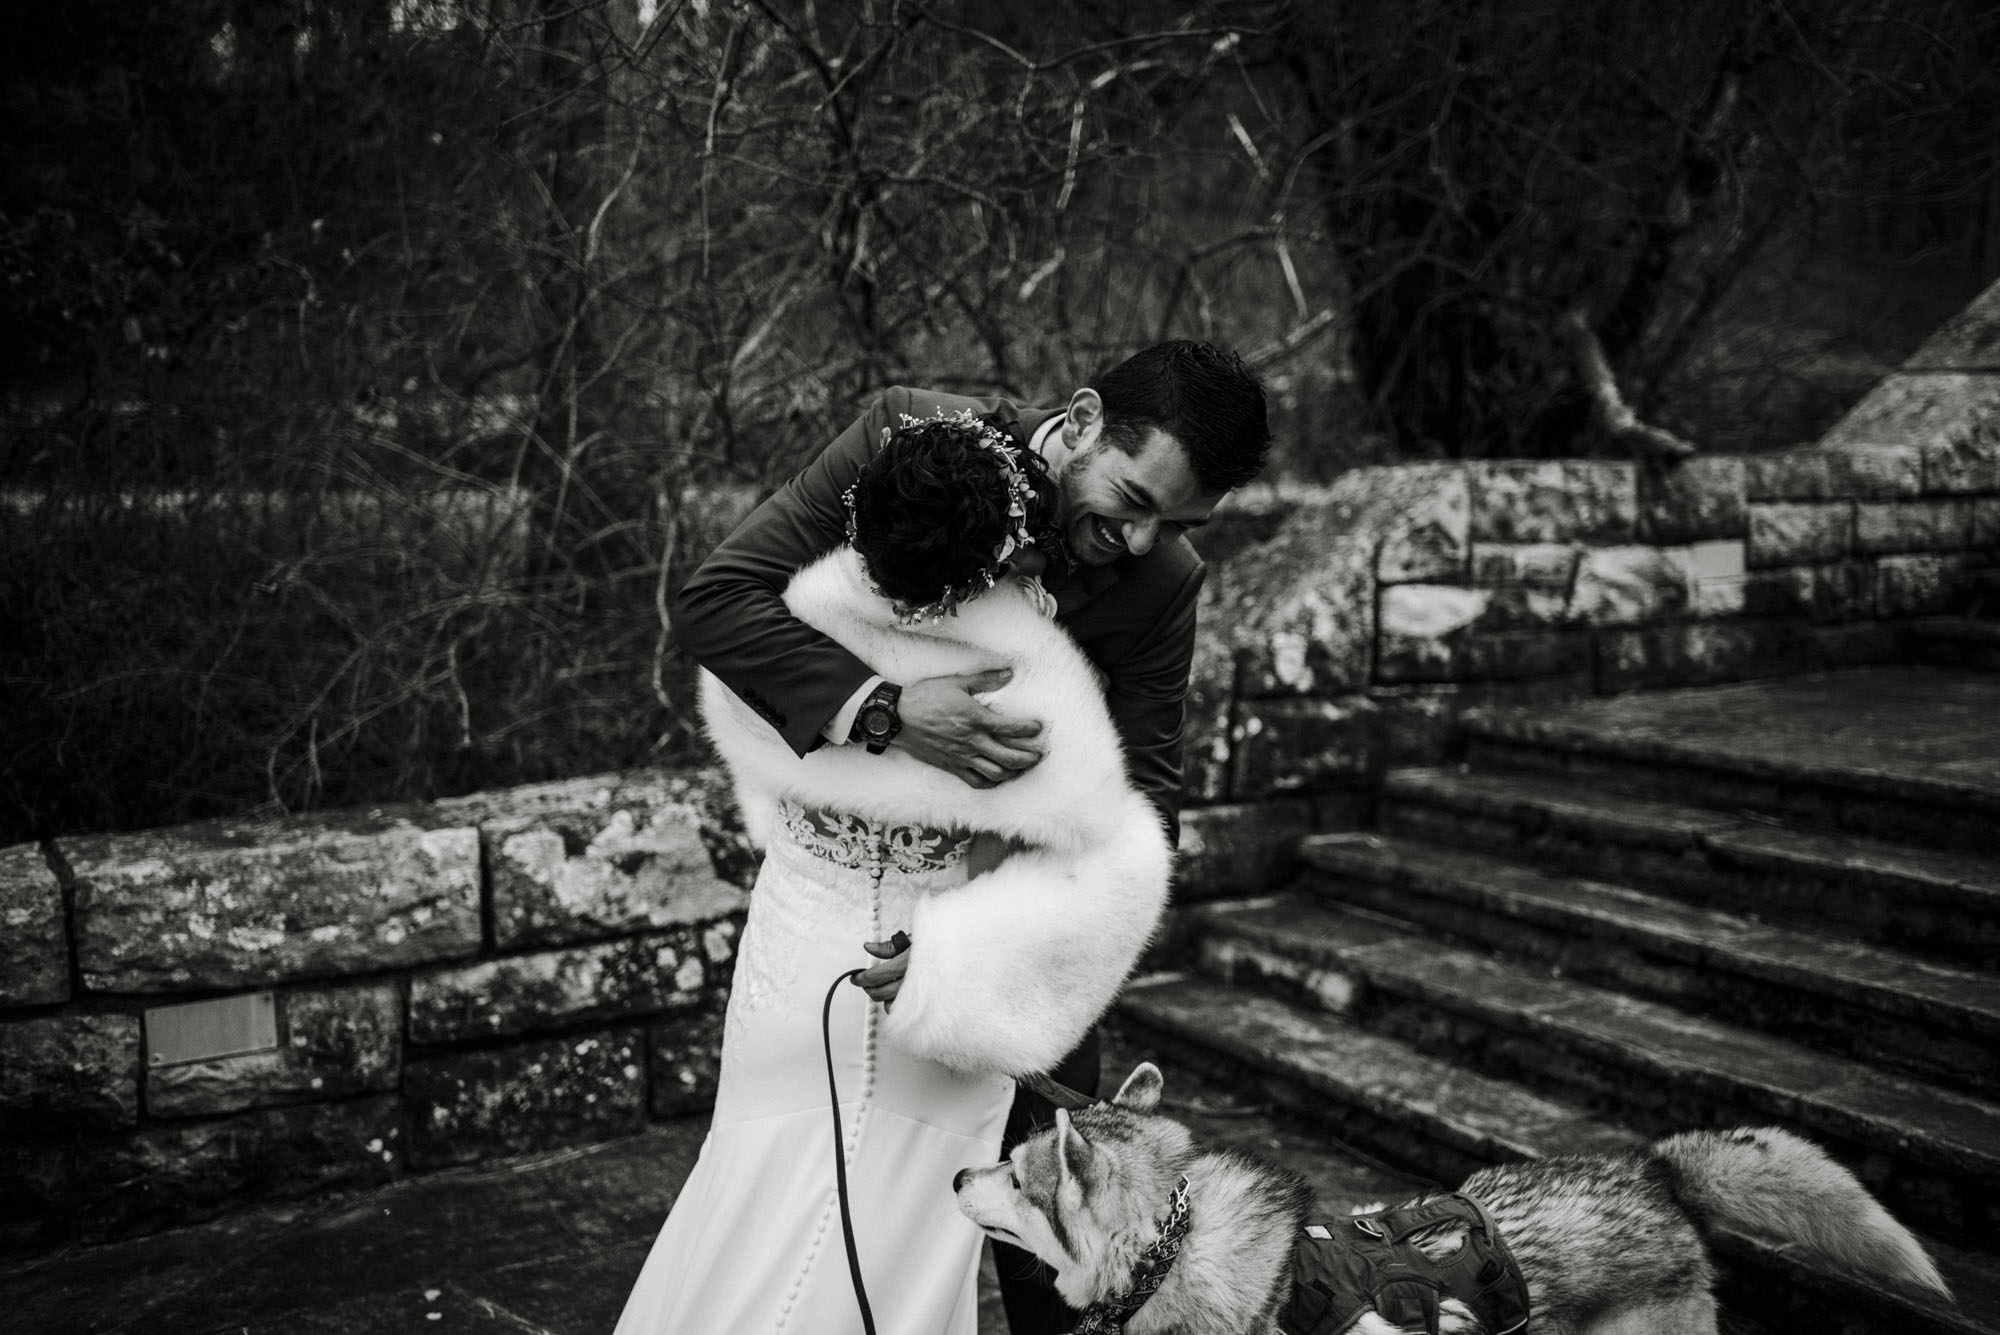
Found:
[698,547,1172,1077]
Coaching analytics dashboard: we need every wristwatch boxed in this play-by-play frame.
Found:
[850,682,903,755]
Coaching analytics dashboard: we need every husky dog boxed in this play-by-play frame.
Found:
[954,1063,1951,1335]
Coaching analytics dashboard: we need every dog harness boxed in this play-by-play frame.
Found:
[1280,1193,1530,1335]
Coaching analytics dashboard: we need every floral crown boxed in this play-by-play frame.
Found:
[842,408,1043,624]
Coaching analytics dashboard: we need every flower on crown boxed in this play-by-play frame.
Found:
[842,408,1043,624]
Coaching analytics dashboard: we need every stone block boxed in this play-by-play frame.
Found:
[1902,279,2000,370]
[404,1029,646,1170]
[0,843,67,1005]
[1223,543,1375,697]
[1685,576,1745,619]
[1568,546,1690,626]
[1744,563,1875,622]
[1747,503,1852,567]
[1469,461,1638,544]
[1375,468,1470,582]
[73,1095,403,1242]
[1470,543,1580,589]
[1597,621,1796,693]
[649,1006,727,1119]
[1182,629,1239,804]
[410,928,723,1044]
[1746,445,1923,500]
[1472,586,1574,630]
[0,1014,141,1131]
[1366,684,1462,765]
[1820,373,2000,457]
[1378,585,1490,681]
[1221,468,1509,696]
[1378,582,1589,681]
[1638,454,1747,543]
[1175,799,1314,903]
[433,770,749,949]
[146,981,402,1118]
[1876,553,1968,618]
[1853,500,1973,554]
[1181,709,1234,806]
[1459,630,1594,680]
[1672,539,1747,580]
[63,808,480,992]
[1923,438,2000,494]
[0,1142,70,1252]
[1229,698,1384,800]
[1974,499,2000,549]
[1670,541,1748,618]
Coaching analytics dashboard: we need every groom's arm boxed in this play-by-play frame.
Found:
[671,393,894,756]
[676,386,1046,786]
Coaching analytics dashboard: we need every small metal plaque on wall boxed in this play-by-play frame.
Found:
[145,991,279,1067]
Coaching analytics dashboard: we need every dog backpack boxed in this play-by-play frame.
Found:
[1280,1192,1530,1335]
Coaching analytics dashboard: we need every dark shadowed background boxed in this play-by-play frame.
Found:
[4,0,1996,843]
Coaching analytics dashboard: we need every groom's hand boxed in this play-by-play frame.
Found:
[895,670,1045,789]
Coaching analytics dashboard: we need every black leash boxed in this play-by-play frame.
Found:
[820,930,1095,1335]
[1020,1069,1096,1111]
[823,965,878,1335]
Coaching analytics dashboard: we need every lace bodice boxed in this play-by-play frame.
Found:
[776,800,972,874]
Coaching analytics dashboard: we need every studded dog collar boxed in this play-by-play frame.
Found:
[1068,1174,1193,1334]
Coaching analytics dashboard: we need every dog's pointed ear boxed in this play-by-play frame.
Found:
[1056,1107,1094,1187]
[1111,1062,1163,1113]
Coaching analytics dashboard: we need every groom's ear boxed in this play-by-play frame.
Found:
[1063,387,1105,449]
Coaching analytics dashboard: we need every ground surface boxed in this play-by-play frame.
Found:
[0,1024,1422,1335]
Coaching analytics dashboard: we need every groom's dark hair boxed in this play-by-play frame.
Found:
[1091,340,1271,494]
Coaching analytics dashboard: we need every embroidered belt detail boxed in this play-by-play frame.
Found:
[777,799,971,873]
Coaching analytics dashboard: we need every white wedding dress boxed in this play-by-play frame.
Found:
[618,553,1173,1333]
[612,799,1014,1335]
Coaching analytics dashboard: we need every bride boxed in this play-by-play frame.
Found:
[613,410,1174,1334]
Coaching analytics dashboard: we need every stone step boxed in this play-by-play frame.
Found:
[1182,895,2000,1250]
[1972,566,2000,618]
[1301,828,2000,1098]
[1378,765,2000,968]
[1116,972,1996,1335]
[1460,667,2000,855]
[1908,616,2000,671]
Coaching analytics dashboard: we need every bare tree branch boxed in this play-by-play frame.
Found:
[1561,309,1696,459]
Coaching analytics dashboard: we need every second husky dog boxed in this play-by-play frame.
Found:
[954,1062,1950,1335]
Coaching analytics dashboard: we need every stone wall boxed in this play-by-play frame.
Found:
[1174,278,2000,895]
[0,772,754,1253]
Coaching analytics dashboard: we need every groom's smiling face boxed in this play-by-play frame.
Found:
[1054,402,1220,567]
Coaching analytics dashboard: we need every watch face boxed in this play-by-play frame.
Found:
[861,707,892,738]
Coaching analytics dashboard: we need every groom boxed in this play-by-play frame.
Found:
[675,339,1271,1333]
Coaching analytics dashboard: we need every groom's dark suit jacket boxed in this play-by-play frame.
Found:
[675,385,1204,842]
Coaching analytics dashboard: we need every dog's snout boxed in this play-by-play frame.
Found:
[953,1167,971,1191]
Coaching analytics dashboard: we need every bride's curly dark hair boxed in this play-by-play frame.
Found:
[848,415,1060,612]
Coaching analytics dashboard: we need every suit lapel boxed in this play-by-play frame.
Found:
[1052,562,1119,619]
